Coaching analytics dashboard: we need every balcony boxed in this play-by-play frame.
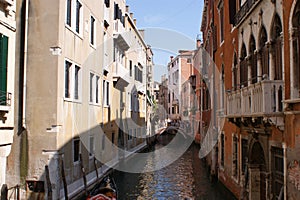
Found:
[0,91,11,112]
[227,80,284,118]
[234,0,261,26]
[112,62,130,88]
[113,19,125,34]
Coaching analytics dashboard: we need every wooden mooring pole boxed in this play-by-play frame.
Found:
[45,165,53,200]
[93,156,99,179]
[60,159,68,200]
[79,153,88,196]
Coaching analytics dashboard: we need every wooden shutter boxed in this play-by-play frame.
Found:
[0,34,8,105]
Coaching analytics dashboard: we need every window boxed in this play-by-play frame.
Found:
[0,34,8,106]
[73,138,80,163]
[66,0,83,35]
[89,135,95,156]
[96,76,99,104]
[129,60,132,77]
[220,133,225,167]
[66,0,72,26]
[105,0,110,8]
[219,2,224,43]
[271,147,284,199]
[90,73,94,102]
[241,139,248,173]
[64,60,81,100]
[103,80,109,106]
[249,35,257,84]
[260,26,269,78]
[90,15,95,45]
[75,0,82,34]
[90,73,100,104]
[240,43,248,87]
[272,14,283,80]
[232,135,238,178]
[74,65,80,100]
[65,60,72,98]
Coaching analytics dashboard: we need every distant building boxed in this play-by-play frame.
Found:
[158,75,168,121]
[167,51,193,121]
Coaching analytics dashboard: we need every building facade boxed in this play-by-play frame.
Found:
[0,0,16,191]
[199,0,300,199]
[5,0,152,199]
[167,51,193,121]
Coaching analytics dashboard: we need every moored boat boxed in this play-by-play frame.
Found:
[86,176,117,200]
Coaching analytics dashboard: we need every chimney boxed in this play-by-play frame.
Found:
[130,13,133,19]
[196,34,202,48]
[126,5,129,13]
[133,19,137,25]
[170,56,174,61]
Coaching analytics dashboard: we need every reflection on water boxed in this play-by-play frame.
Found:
[112,135,237,200]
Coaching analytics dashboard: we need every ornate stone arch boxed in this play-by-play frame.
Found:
[249,34,257,83]
[248,138,266,170]
[258,25,269,79]
[240,42,248,87]
[232,51,238,89]
[290,0,300,98]
[271,13,283,80]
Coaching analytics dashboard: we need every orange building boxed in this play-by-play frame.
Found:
[199,0,300,199]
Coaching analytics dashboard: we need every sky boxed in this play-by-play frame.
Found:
[126,0,204,82]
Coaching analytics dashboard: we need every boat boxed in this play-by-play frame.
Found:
[86,176,117,200]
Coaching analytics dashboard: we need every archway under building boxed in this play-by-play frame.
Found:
[248,140,267,200]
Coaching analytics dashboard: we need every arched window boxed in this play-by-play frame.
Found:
[249,35,257,83]
[233,52,238,90]
[240,43,248,87]
[291,1,300,98]
[271,14,283,80]
[260,26,269,79]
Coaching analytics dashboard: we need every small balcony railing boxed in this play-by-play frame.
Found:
[113,19,125,34]
[0,90,11,111]
[112,61,130,85]
[227,80,284,117]
[234,0,261,26]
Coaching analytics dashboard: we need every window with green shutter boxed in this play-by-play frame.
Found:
[0,34,8,106]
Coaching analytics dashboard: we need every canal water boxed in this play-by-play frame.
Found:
[111,135,237,200]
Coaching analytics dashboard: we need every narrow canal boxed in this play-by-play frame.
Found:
[111,135,237,200]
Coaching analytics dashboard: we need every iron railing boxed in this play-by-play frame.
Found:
[234,0,261,26]
[0,90,11,106]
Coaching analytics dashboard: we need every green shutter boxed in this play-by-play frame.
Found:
[0,34,8,105]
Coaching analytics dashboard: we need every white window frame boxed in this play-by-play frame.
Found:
[89,72,101,105]
[103,80,110,107]
[74,65,81,101]
[90,14,96,47]
[64,60,72,100]
[65,0,83,37]
[64,59,82,102]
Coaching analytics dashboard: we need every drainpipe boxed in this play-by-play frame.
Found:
[283,142,287,200]
[22,0,29,129]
